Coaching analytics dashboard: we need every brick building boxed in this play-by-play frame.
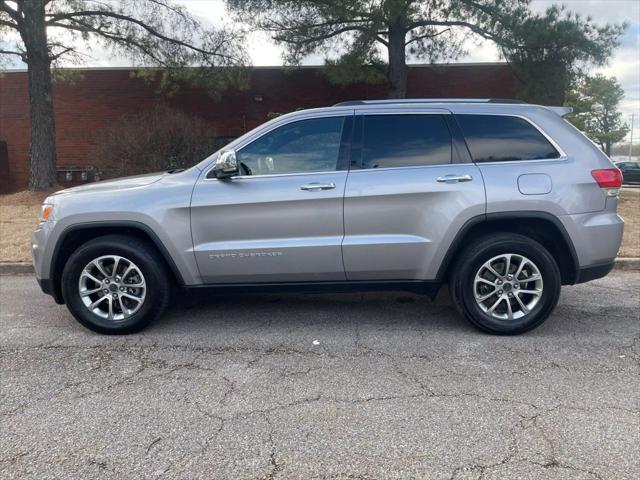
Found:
[0,63,519,191]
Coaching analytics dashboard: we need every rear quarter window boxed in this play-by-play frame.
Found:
[456,114,560,163]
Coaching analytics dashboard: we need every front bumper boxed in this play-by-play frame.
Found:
[32,220,65,303]
[35,274,64,304]
[36,277,56,297]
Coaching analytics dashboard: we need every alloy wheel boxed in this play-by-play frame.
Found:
[473,253,543,320]
[78,255,147,322]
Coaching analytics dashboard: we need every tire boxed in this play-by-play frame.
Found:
[61,234,171,334]
[449,233,561,335]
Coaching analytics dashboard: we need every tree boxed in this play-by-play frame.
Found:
[0,0,246,190]
[500,6,625,105]
[226,0,623,102]
[228,0,527,99]
[93,105,217,179]
[565,74,629,156]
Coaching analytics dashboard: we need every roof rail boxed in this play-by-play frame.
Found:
[333,98,528,107]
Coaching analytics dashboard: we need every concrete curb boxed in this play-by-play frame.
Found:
[0,262,35,275]
[2,258,640,276]
[614,257,640,271]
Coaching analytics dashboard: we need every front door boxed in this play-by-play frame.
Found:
[342,110,485,280]
[191,113,352,284]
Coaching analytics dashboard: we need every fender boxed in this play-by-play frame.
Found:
[47,220,187,303]
[435,211,580,284]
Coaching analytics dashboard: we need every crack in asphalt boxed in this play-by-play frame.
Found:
[2,340,638,422]
[261,412,283,480]
[1,273,638,479]
[449,406,610,480]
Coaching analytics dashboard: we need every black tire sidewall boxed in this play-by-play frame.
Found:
[456,236,561,335]
[61,237,169,334]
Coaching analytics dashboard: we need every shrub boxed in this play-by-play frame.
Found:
[92,105,217,179]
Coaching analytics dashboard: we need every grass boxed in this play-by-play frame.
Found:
[1,187,639,263]
[618,188,640,257]
[0,190,55,262]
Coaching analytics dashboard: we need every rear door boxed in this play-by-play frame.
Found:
[191,112,353,283]
[342,109,485,280]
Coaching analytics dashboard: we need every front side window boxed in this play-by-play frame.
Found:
[236,117,345,176]
[456,114,560,163]
[360,114,452,169]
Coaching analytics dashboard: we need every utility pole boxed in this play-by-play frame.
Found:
[629,113,635,161]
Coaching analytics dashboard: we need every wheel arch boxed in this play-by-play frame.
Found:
[437,211,579,285]
[49,221,186,304]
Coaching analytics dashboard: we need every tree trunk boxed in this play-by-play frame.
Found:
[21,0,57,190]
[387,25,407,99]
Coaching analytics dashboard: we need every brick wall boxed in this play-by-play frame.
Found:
[0,64,519,190]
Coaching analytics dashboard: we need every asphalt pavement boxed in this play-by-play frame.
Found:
[0,272,638,479]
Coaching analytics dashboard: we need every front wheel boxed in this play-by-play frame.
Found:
[449,233,561,335]
[61,235,170,334]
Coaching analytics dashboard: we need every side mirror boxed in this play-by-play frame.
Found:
[212,150,238,179]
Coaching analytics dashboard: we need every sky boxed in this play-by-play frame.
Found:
[180,0,640,143]
[2,0,639,142]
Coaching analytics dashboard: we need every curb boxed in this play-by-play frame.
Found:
[614,257,640,271]
[1,258,640,276]
[0,262,35,275]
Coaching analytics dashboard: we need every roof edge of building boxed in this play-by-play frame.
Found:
[0,62,510,74]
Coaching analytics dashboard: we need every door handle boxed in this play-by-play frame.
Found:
[300,182,336,191]
[436,174,473,184]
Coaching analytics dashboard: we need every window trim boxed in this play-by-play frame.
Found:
[204,111,353,180]
[453,113,568,164]
[352,110,457,171]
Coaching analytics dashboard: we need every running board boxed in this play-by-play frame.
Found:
[184,279,442,298]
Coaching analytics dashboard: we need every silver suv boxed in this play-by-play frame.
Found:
[32,99,624,335]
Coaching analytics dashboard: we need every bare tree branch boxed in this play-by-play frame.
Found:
[405,28,451,46]
[49,46,76,60]
[375,35,388,46]
[0,17,19,28]
[273,24,373,45]
[0,48,24,57]
[45,10,225,58]
[46,20,170,65]
[407,19,498,43]
[0,0,20,21]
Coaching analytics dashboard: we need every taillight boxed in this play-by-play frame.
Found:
[591,169,623,192]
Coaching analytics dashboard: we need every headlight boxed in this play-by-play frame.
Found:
[40,204,54,223]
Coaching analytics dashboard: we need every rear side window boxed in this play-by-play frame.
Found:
[361,114,452,169]
[456,114,560,163]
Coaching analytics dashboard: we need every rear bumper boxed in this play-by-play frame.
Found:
[36,277,54,295]
[559,210,623,271]
[36,277,64,304]
[574,261,615,284]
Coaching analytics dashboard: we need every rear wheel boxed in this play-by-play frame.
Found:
[449,233,561,335]
[61,235,170,334]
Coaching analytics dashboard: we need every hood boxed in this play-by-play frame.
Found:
[53,171,167,196]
